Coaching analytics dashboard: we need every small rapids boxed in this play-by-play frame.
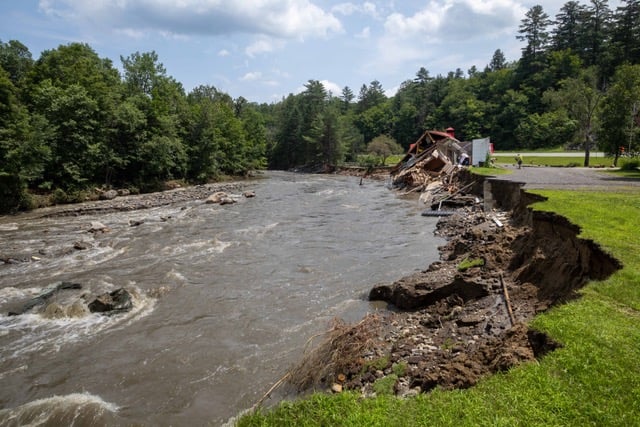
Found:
[0,172,443,425]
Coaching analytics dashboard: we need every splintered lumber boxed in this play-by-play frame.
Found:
[500,273,516,326]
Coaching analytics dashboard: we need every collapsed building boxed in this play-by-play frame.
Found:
[390,128,465,189]
[390,129,491,215]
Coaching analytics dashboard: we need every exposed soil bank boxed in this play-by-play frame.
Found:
[288,170,622,397]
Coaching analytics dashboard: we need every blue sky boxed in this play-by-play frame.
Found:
[0,1,621,103]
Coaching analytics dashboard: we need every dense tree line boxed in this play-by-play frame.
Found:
[1,1,640,213]
[0,43,267,211]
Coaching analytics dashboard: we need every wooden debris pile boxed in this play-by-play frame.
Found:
[390,129,466,192]
[391,146,456,190]
[389,129,477,215]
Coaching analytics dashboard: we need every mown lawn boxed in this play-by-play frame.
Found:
[492,154,614,167]
[237,190,640,426]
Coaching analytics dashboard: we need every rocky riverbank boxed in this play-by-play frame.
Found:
[36,182,249,218]
[286,173,621,398]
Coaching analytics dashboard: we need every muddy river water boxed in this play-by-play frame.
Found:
[0,172,443,426]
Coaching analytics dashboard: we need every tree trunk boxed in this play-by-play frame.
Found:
[584,137,591,167]
[584,124,592,167]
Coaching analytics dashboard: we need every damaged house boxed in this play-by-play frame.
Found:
[390,128,469,190]
[390,129,490,215]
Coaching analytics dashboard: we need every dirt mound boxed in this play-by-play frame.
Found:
[287,179,621,397]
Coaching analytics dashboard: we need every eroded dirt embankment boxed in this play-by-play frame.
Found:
[287,172,621,396]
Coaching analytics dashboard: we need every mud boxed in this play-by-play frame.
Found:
[288,173,622,397]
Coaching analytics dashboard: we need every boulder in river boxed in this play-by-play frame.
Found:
[74,241,89,250]
[219,196,236,205]
[88,288,133,315]
[8,282,82,316]
[205,191,228,204]
[88,221,109,233]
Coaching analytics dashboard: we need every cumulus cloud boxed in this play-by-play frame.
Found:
[245,37,284,57]
[38,0,343,39]
[383,0,524,40]
[371,0,527,74]
[240,71,263,81]
[332,1,379,18]
[320,79,342,97]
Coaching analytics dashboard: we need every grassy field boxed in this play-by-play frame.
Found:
[491,153,640,169]
[237,188,640,426]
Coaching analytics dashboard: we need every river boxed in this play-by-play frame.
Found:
[0,172,443,426]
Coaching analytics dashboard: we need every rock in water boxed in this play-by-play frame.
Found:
[8,282,82,316]
[74,241,89,250]
[88,288,133,314]
[88,221,109,233]
[219,197,236,205]
[205,191,228,204]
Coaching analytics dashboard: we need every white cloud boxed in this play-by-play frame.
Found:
[370,0,529,76]
[218,49,230,57]
[245,37,284,57]
[241,71,263,81]
[38,0,343,39]
[320,79,342,97]
[332,1,379,18]
[383,6,448,39]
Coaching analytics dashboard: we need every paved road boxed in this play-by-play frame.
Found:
[497,152,606,158]
[490,165,640,190]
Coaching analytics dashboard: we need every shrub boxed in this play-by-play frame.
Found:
[620,159,640,171]
[392,362,408,377]
[357,154,379,168]
[373,374,398,396]
[50,188,69,205]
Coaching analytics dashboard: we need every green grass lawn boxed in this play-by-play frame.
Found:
[493,155,614,167]
[237,190,640,426]
[469,165,511,176]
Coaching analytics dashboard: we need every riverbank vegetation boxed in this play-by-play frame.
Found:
[2,1,640,213]
[237,189,640,426]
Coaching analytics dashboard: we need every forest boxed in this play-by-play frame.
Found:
[1,1,640,213]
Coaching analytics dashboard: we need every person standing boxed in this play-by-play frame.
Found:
[515,154,523,169]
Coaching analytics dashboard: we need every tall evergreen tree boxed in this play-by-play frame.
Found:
[552,1,588,54]
[611,0,640,66]
[488,49,507,71]
[583,0,612,68]
[517,5,552,59]
[340,86,354,112]
[356,80,386,113]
